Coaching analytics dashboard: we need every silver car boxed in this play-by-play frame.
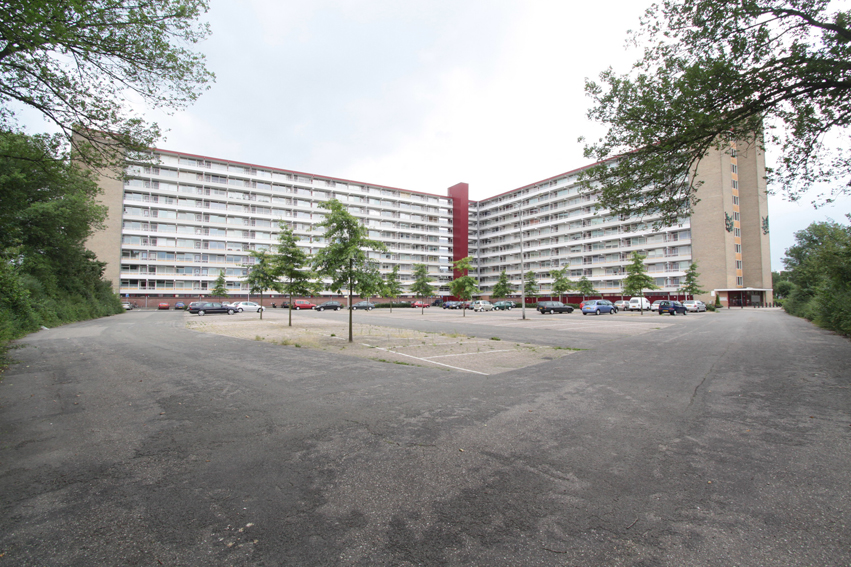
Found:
[233,301,265,313]
[682,300,707,312]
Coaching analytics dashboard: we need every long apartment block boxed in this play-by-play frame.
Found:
[89,142,772,307]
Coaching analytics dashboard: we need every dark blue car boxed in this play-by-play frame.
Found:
[658,300,688,315]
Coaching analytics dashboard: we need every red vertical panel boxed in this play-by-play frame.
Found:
[447,182,469,278]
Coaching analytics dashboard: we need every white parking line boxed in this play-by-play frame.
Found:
[361,344,490,375]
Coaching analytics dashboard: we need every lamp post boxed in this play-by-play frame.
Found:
[519,208,526,320]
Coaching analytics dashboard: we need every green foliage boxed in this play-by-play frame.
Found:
[0,0,215,169]
[0,131,121,356]
[523,270,539,298]
[490,270,515,299]
[410,264,435,312]
[550,267,573,302]
[449,257,480,315]
[275,224,317,324]
[773,271,793,300]
[210,272,229,299]
[679,263,705,297]
[244,250,280,319]
[574,275,597,299]
[312,199,387,341]
[581,0,851,223]
[782,219,851,335]
[622,253,659,298]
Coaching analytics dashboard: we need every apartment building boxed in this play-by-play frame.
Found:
[89,143,771,307]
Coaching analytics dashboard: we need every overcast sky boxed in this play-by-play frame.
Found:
[19,0,850,270]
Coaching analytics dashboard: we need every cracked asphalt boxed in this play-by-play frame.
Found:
[1,308,849,566]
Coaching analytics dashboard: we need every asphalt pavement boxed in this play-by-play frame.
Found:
[0,308,849,566]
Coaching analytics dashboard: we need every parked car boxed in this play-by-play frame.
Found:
[316,301,343,311]
[536,301,574,314]
[650,301,664,312]
[658,300,688,315]
[233,301,265,313]
[614,300,629,310]
[189,302,236,316]
[431,299,444,307]
[411,301,430,308]
[493,301,516,311]
[292,299,317,310]
[350,301,375,310]
[187,301,202,312]
[471,300,494,312]
[442,301,460,309]
[682,300,706,312]
[121,302,133,310]
[581,299,618,315]
[627,297,651,311]
[158,302,170,310]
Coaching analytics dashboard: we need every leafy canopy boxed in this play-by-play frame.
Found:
[622,252,659,297]
[550,267,573,301]
[210,272,228,299]
[0,0,214,168]
[449,256,480,314]
[490,270,515,299]
[410,263,435,300]
[679,262,705,298]
[574,275,597,299]
[523,270,539,298]
[581,0,851,225]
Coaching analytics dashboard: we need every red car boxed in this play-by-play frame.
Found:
[158,302,170,310]
[292,299,317,310]
[411,301,430,308]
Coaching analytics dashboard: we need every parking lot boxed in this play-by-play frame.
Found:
[2,306,848,566]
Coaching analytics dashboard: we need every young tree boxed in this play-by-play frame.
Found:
[210,272,229,300]
[276,224,316,327]
[574,276,597,302]
[622,252,659,314]
[490,270,515,299]
[550,267,573,303]
[449,256,480,318]
[523,270,539,299]
[0,0,215,169]
[382,265,403,314]
[679,262,705,300]
[581,1,851,223]
[244,250,281,320]
[410,263,435,314]
[312,199,387,342]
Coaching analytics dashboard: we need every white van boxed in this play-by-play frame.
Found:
[628,297,651,311]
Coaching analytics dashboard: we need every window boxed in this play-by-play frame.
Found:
[733,212,740,221]
[732,180,739,190]
[734,227,741,237]
[736,260,743,270]
[732,195,739,205]
[731,164,738,174]
[735,244,742,253]
[737,276,744,286]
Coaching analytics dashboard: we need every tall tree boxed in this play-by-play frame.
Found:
[449,256,480,318]
[0,131,120,350]
[581,0,851,224]
[276,224,316,327]
[550,267,573,303]
[622,252,658,314]
[312,199,387,342]
[244,250,280,320]
[0,0,215,168]
[382,265,403,314]
[782,219,851,335]
[410,263,435,315]
[574,276,597,302]
[490,270,515,299]
[523,270,539,299]
[679,262,705,299]
[210,272,229,300]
